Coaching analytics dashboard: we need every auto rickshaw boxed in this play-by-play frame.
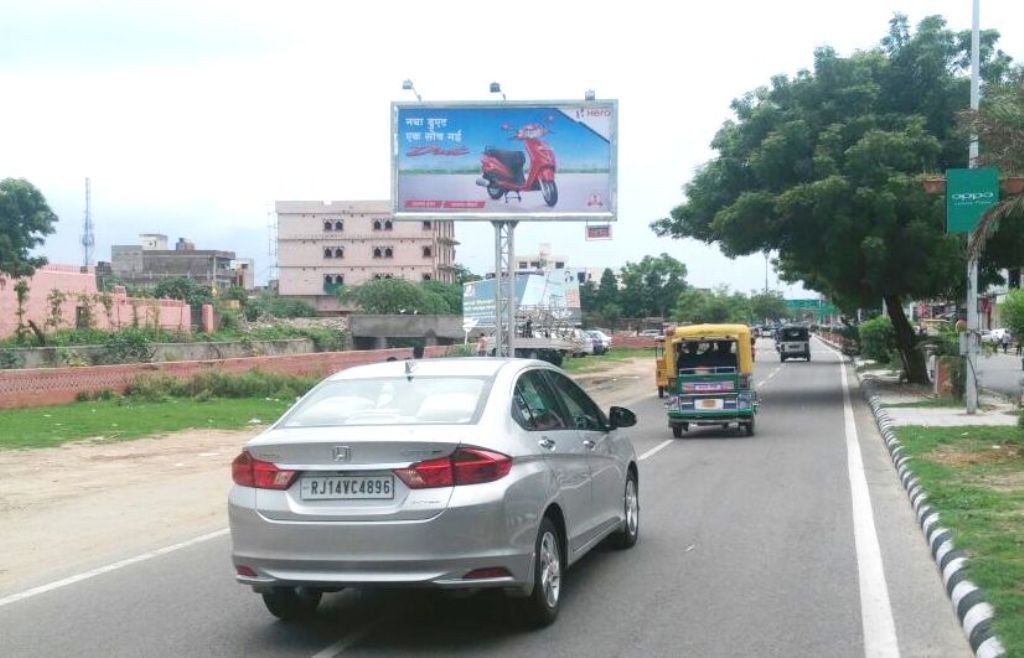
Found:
[655,336,668,398]
[663,324,759,437]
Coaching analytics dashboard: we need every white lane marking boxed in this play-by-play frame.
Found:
[839,353,901,657]
[756,366,782,388]
[639,440,673,461]
[0,528,229,608]
[311,616,388,657]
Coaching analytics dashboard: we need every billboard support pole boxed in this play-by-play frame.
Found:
[492,220,518,357]
[965,0,981,415]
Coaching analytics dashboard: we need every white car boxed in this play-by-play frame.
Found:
[588,330,612,354]
[229,358,639,627]
[638,329,662,338]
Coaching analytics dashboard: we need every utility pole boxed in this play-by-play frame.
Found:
[965,0,981,414]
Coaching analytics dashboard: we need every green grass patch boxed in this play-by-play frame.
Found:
[886,398,964,408]
[561,347,653,374]
[0,397,295,451]
[894,425,1024,652]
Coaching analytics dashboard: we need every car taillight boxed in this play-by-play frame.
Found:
[231,451,298,490]
[395,447,512,489]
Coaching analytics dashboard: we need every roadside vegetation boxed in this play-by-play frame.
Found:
[0,370,318,450]
[894,425,1024,652]
[561,347,653,375]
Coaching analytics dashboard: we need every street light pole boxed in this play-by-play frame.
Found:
[965,0,981,414]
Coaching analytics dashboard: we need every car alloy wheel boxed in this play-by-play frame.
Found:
[539,530,561,609]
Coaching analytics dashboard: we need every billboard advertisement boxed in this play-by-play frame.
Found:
[463,271,582,329]
[393,101,617,221]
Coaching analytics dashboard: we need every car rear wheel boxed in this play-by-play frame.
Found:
[611,472,639,549]
[261,587,322,621]
[517,517,562,627]
[672,425,684,438]
[744,417,756,436]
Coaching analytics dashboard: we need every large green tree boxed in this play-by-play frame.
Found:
[619,253,688,319]
[153,277,214,306]
[341,278,456,315]
[749,290,789,323]
[0,178,58,284]
[673,286,752,324]
[652,15,1020,384]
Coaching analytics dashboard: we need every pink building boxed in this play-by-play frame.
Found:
[0,264,191,339]
[276,200,457,313]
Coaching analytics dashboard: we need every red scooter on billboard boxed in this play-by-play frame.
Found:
[476,123,558,206]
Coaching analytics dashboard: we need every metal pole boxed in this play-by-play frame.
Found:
[491,220,518,357]
[506,221,517,358]
[965,0,981,414]
[492,221,503,357]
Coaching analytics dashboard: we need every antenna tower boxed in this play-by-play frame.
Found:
[81,177,95,269]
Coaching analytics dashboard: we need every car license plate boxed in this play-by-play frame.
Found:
[300,475,395,500]
[698,399,723,410]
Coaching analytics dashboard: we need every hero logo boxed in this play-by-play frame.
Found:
[952,192,995,202]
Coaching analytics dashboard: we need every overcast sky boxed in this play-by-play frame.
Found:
[2,0,1021,297]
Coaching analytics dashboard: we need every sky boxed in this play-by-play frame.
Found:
[2,0,1022,298]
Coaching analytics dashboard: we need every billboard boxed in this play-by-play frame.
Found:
[946,168,998,233]
[586,224,612,240]
[463,271,582,329]
[393,101,617,221]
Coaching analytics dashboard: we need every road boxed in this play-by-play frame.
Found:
[0,339,970,657]
[977,349,1024,399]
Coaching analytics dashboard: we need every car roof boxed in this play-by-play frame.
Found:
[326,357,531,382]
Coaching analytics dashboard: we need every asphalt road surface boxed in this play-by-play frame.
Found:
[0,339,971,657]
[977,350,1024,399]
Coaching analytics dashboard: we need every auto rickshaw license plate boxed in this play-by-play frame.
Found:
[698,399,723,410]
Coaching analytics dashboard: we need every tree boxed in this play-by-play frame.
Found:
[420,280,463,314]
[451,263,482,285]
[619,254,688,318]
[0,178,58,284]
[652,15,1021,384]
[341,278,452,315]
[998,289,1024,343]
[749,291,789,323]
[153,277,214,306]
[673,286,752,324]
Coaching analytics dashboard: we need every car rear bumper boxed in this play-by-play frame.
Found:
[667,410,754,424]
[229,469,544,593]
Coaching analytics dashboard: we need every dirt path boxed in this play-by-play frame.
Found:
[0,358,655,593]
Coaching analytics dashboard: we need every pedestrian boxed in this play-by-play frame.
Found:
[1002,334,1010,354]
[475,334,488,357]
[525,317,533,338]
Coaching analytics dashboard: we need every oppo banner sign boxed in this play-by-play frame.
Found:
[946,168,999,233]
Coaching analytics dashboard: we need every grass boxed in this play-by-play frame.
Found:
[0,397,295,451]
[886,398,964,408]
[894,425,1024,653]
[561,347,653,374]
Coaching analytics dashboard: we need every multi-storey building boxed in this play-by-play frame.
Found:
[276,200,457,313]
[108,235,237,290]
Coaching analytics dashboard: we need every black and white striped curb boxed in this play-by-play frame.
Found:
[863,386,1006,658]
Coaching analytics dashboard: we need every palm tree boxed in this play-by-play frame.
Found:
[965,82,1024,258]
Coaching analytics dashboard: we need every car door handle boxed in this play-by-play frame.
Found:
[582,439,596,450]
[538,437,556,451]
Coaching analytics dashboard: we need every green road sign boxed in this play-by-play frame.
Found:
[946,168,999,233]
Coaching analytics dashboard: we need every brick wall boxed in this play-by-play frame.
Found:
[611,336,659,349]
[0,345,453,409]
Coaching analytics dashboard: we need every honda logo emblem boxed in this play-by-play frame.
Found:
[331,446,351,462]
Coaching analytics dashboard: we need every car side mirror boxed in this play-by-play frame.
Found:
[609,406,636,429]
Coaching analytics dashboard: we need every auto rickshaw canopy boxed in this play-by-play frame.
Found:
[667,324,754,374]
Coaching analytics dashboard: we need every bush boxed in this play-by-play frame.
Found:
[858,316,897,363]
[102,328,157,364]
[244,295,317,321]
[0,350,25,369]
[126,369,318,402]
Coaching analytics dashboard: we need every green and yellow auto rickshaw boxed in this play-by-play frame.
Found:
[664,323,759,437]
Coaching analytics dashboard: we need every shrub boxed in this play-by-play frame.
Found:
[858,316,897,363]
[126,369,318,401]
[102,328,157,364]
[0,350,25,369]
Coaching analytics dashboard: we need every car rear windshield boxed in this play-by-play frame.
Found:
[782,328,808,340]
[280,376,493,427]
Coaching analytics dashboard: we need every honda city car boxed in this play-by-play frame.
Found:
[229,358,639,627]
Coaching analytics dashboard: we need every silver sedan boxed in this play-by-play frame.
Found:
[229,357,639,627]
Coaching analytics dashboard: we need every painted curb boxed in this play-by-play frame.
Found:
[815,335,1007,658]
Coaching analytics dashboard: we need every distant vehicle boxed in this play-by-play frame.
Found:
[983,328,1011,345]
[571,328,595,357]
[588,330,612,354]
[229,358,639,627]
[777,326,811,362]
[638,329,662,339]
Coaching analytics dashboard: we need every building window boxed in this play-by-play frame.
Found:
[334,247,344,258]
[555,261,565,269]
[385,273,394,279]
[373,247,383,259]
[518,261,528,269]
[530,261,541,268]
[334,220,344,231]
[422,246,432,258]
[422,273,432,281]
[373,219,382,231]
[384,247,394,258]
[324,221,333,231]
[384,220,393,231]
[422,221,432,230]
[324,248,333,258]
[373,273,383,280]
